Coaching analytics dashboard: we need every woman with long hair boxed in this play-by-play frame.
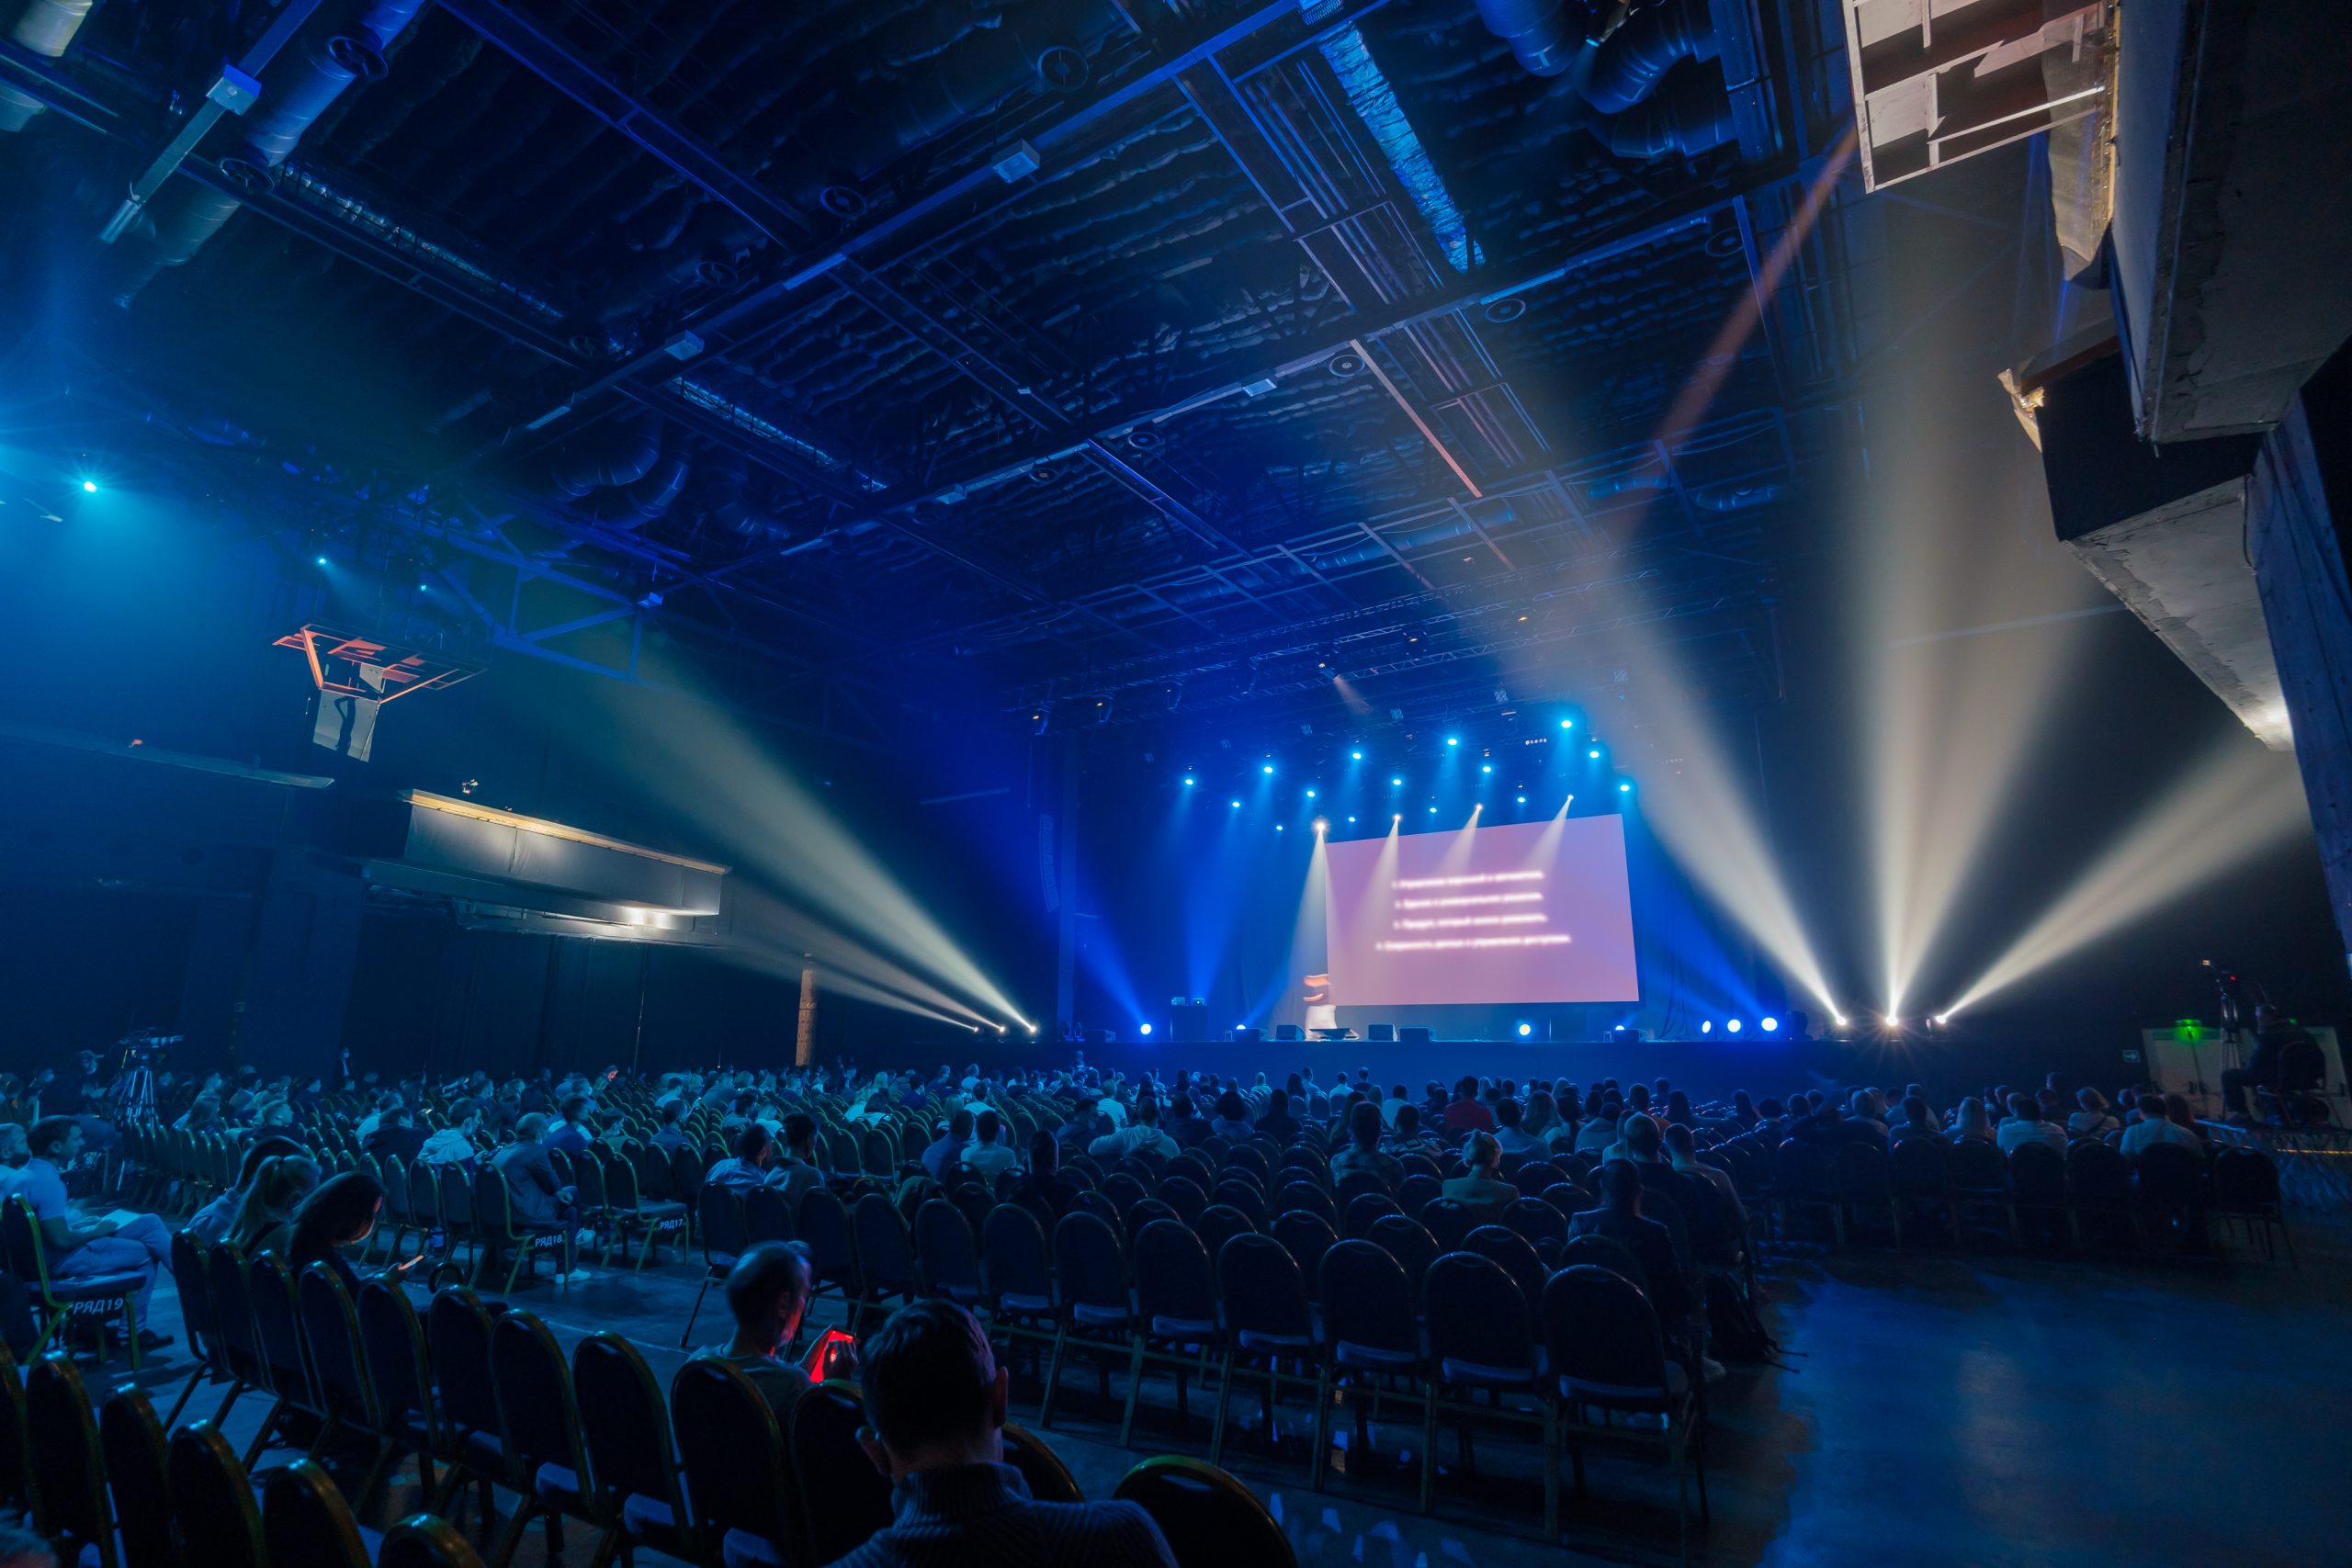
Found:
[187,1134,303,1245]
[283,1171,388,1293]
[226,1154,321,1253]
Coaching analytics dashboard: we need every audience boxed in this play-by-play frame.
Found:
[281,1171,389,1294]
[699,1240,815,1423]
[831,1300,1180,1567]
[5,1117,171,1350]
[1995,1093,2067,1156]
[1440,1131,1517,1222]
[227,1153,322,1253]
[1569,1158,1691,1325]
[1330,1100,1404,1190]
[922,1111,974,1185]
[187,1134,302,1245]
[960,1110,1021,1184]
[709,1124,777,1190]
[2121,1097,2203,1158]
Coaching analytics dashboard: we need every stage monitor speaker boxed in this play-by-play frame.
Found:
[1398,1025,1432,1043]
[1366,1023,1395,1042]
[1273,1023,1303,1041]
[1233,1026,1264,1044]
[1170,1001,1210,1043]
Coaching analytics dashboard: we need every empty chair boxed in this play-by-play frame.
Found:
[1558,1233,1651,1296]
[27,1353,115,1568]
[1334,1170,1394,1210]
[357,1279,449,1506]
[2134,1141,2211,1251]
[1154,1174,1209,1227]
[1540,1181,1591,1218]
[979,1204,1060,1359]
[1101,1171,1151,1218]
[605,1151,688,1269]
[946,1181,995,1241]
[1504,1197,1569,1257]
[2211,1146,2294,1266]
[2067,1139,2136,1249]
[1342,1191,1403,1239]
[1367,1214,1441,1284]
[669,1356,804,1568]
[485,1310,613,1568]
[2007,1142,2073,1248]
[97,1386,178,1568]
[424,1287,506,1515]
[1192,1203,1254,1261]
[298,1263,394,1506]
[1317,1240,1433,1508]
[1418,1197,1476,1252]
[912,1199,985,1305]
[853,1192,922,1324]
[684,1184,749,1348]
[1126,1197,1181,1233]
[796,1189,865,1325]
[1832,1142,1902,1247]
[1003,1421,1085,1504]
[166,1422,267,1568]
[788,1380,895,1567]
[1113,1455,1297,1568]
[1888,1136,1956,1241]
[1125,1220,1221,1448]
[1211,1233,1327,1474]
[1464,1224,1552,1313]
[0,1347,25,1514]
[1545,1264,1707,1557]
[1398,1173,1442,1213]
[1775,1138,1841,1240]
[248,1252,322,1456]
[1042,1209,1133,1427]
[1512,1159,1565,1196]
[1945,1138,2015,1246]
[574,1332,696,1562]
[741,1184,796,1246]
[1211,1181,1268,1225]
[1422,1252,1554,1529]
[262,1460,374,1568]
[166,1229,233,1427]
[379,1515,489,1568]
[1276,1182,1338,1225]
[1271,1209,1338,1302]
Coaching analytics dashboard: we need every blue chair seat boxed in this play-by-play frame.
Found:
[1001,1292,1052,1314]
[1560,1360,1688,1406]
[535,1462,586,1509]
[1238,1329,1313,1353]
[1440,1356,1534,1389]
[634,1200,688,1219]
[622,1491,691,1549]
[707,1251,740,1270]
[460,1428,505,1474]
[47,1271,144,1302]
[943,1283,982,1303]
[1072,1303,1131,1327]
[1150,1314,1216,1339]
[723,1529,790,1568]
[1335,1341,1419,1371]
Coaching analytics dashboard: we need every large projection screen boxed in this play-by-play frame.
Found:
[1321,816,1638,1006]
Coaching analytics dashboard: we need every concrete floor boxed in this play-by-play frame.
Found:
[104,1212,2352,1567]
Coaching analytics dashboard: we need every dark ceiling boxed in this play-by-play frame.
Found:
[0,0,1864,756]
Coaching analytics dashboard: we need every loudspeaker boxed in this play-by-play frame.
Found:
[1398,1025,1432,1043]
[1273,1023,1303,1041]
[1233,1026,1264,1044]
[1366,1023,1395,1042]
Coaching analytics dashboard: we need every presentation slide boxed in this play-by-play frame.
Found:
[1321,816,1638,1006]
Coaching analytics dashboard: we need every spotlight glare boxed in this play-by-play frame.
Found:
[1516,795,1527,804]
[1312,818,1328,832]
[1726,1018,1743,1033]
[1351,750,1363,761]
[315,556,328,566]
[1761,1016,1780,1032]
[1306,789,1317,798]
[1559,718,1574,729]
[1515,1021,1533,1038]
[80,479,97,493]
[1428,805,1438,814]
[1182,775,1195,786]
[1617,781,1632,793]
[1445,737,1460,747]
[1700,1020,1713,1034]
[1138,1022,1153,1036]
[1346,815,1356,823]
[1261,763,1274,774]
[1588,748,1601,760]
[1481,763,1493,773]
[1390,776,1403,787]
[1228,798,1241,808]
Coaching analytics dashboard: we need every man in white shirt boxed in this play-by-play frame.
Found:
[959,1111,1023,1184]
[1995,1094,2068,1156]
[2120,1103,2203,1158]
[1087,1098,1178,1161]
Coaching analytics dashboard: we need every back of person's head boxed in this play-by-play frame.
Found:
[1757,1097,1783,1119]
[1215,1089,1245,1122]
[1396,1102,1420,1136]
[1664,1122,1697,1159]
[560,1095,589,1123]
[1170,1093,1193,1120]
[1464,1131,1501,1173]
[1623,1114,1662,1159]
[1028,1130,1059,1174]
[28,1114,75,1160]
[1903,1095,1931,1126]
[2006,1092,2036,1121]
[1627,1083,1651,1111]
[1495,1097,1523,1128]
[660,1100,683,1128]
[288,1170,384,1265]
[2076,1087,2109,1112]
[1453,1075,1477,1100]
[1526,1090,1555,1126]
[1136,1096,1161,1125]
[1266,1088,1287,1115]
[514,1112,548,1142]
[724,1241,811,1345]
[974,1110,1001,1145]
[858,1300,1001,1462]
[1957,1095,1986,1127]
[1599,1156,1642,1210]
[736,1122,771,1162]
[1349,1100,1382,1147]
[1733,1090,1755,1111]
[949,1108,974,1140]
[232,1154,322,1247]
[235,1134,304,1190]
[2165,1093,2195,1128]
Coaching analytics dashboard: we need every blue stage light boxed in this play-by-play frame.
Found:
[1138,1022,1153,1036]
[1346,815,1357,823]
[1351,750,1363,761]
[1761,1016,1780,1032]
[315,556,328,566]
[1559,717,1574,729]
[1229,798,1241,808]
[1445,736,1460,747]
[1516,795,1528,804]
[1390,776,1403,786]
[1480,763,1493,773]
[1726,1018,1744,1034]
[80,479,97,493]
[1617,781,1632,793]
[1427,805,1438,814]
[1588,747,1601,760]
[1306,789,1317,798]
[1275,824,1285,832]
[1516,1021,1533,1038]
[1701,1020,1713,1034]
[1261,763,1274,774]
[1182,775,1195,786]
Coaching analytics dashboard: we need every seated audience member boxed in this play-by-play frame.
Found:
[1995,1093,2067,1156]
[187,1134,303,1245]
[1087,1097,1179,1162]
[545,1095,597,1155]
[1492,1097,1545,1156]
[173,1096,222,1134]
[493,1112,580,1238]
[1889,1097,1944,1146]
[922,1111,975,1186]
[361,1106,427,1164]
[354,1091,401,1139]
[2121,1097,2204,1158]
[1663,1090,1695,1127]
[1568,1158,1692,1326]
[282,1171,391,1295]
[2163,1091,2210,1143]
[698,1240,816,1423]
[771,1113,825,1208]
[650,1100,692,1153]
[1010,1133,1078,1223]
[959,1111,1022,1185]
[14,1118,171,1349]
[1253,1088,1299,1145]
[1665,1122,1747,1237]
[1575,1104,1621,1155]
[1381,1083,1410,1128]
[1164,1093,1214,1150]
[227,1153,322,1254]
[708,1124,777,1190]
[1948,1097,1996,1144]
[831,1299,1180,1568]
[2068,1088,2120,1140]
[1208,1090,1254,1143]
[1798,1098,1886,1149]
[1441,1132,1518,1222]
[1849,1089,1890,1125]
[1385,1101,1440,1157]
[1442,1076,1497,1134]
[419,1104,483,1170]
[1330,1101,1405,1191]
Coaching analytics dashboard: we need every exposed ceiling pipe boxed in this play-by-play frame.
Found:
[547,408,662,498]
[1470,0,1587,78]
[1594,59,1737,159]
[0,0,95,132]
[1583,0,1719,115]
[117,0,426,300]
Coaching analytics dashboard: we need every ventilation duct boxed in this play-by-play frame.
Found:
[118,0,425,299]
[547,409,662,499]
[0,0,95,132]
[1471,0,1587,78]
[1583,0,1719,115]
[700,455,793,545]
[1594,60,1738,161]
